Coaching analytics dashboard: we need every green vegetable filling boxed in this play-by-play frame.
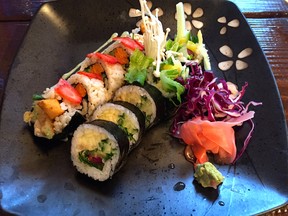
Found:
[135,95,152,125]
[117,113,138,143]
[78,138,117,170]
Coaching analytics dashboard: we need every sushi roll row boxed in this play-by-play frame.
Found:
[71,83,169,181]
[23,36,145,140]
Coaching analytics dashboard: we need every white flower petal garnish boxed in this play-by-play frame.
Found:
[219,45,233,58]
[185,21,192,31]
[183,3,192,15]
[129,8,141,17]
[193,8,203,18]
[129,1,164,28]
[217,16,227,23]
[152,8,164,17]
[220,26,227,35]
[218,46,252,72]
[175,5,204,30]
[238,48,253,59]
[236,60,248,70]
[175,12,187,20]
[228,19,240,28]
[218,17,239,35]
[218,61,234,71]
[147,1,152,9]
[192,20,203,29]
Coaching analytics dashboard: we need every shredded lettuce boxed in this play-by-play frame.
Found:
[166,39,179,52]
[125,49,153,85]
[159,69,185,102]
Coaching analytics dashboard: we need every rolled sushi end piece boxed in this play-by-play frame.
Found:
[113,83,166,128]
[91,101,146,151]
[71,120,129,181]
[24,100,86,140]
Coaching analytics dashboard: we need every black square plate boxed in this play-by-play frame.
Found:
[1,0,287,215]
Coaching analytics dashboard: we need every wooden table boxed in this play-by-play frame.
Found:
[0,0,287,215]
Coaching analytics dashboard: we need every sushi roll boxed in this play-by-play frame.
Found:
[67,72,108,117]
[113,83,166,128]
[23,78,86,140]
[71,120,130,181]
[79,52,126,99]
[90,101,145,151]
[23,50,126,140]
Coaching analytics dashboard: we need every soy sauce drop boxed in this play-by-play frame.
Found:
[173,182,185,191]
[218,201,225,206]
[168,163,175,169]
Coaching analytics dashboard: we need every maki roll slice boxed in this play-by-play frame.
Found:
[104,36,144,69]
[90,101,145,151]
[79,52,126,99]
[23,78,86,140]
[71,120,130,181]
[67,72,108,117]
[113,83,166,128]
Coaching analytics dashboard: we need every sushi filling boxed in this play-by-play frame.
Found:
[91,104,140,146]
[113,86,156,127]
[83,63,106,81]
[78,138,117,171]
[109,47,130,68]
[23,95,81,139]
[136,95,153,126]
[117,113,139,143]
[79,53,126,100]
[71,123,122,181]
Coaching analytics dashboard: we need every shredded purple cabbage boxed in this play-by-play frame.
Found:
[171,61,262,163]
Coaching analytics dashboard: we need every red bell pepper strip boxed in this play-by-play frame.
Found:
[54,78,82,105]
[87,52,118,64]
[77,71,102,80]
[113,37,144,51]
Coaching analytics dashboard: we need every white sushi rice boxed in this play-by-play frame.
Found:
[91,103,141,149]
[41,87,82,134]
[67,73,108,117]
[42,86,60,100]
[53,103,78,134]
[80,54,125,99]
[101,62,125,99]
[113,85,157,127]
[71,123,120,181]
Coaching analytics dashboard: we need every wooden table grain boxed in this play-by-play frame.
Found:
[0,0,287,215]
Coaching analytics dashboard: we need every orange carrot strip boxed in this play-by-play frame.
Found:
[113,47,129,65]
[75,83,87,98]
[89,63,105,74]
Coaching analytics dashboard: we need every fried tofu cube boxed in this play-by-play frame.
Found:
[37,99,64,119]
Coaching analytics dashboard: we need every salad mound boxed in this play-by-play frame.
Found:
[133,1,261,188]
